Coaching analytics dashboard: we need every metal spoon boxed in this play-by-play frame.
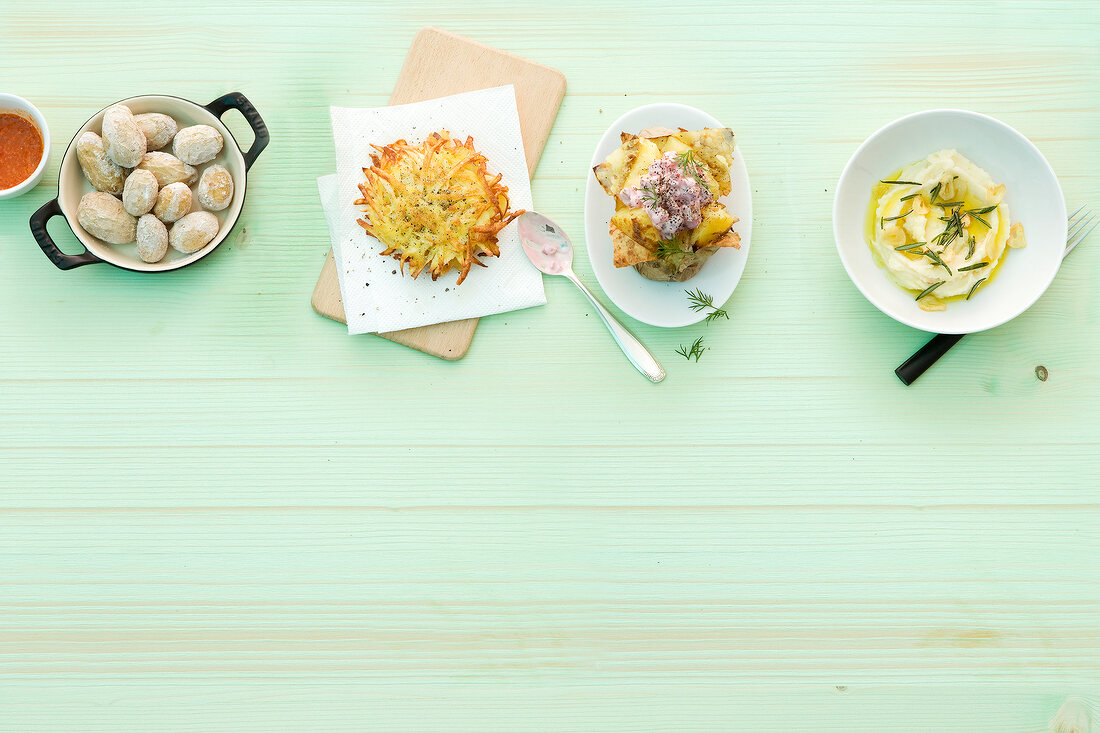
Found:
[517,211,666,383]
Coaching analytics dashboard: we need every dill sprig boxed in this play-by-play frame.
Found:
[656,238,688,264]
[966,277,987,300]
[685,288,729,323]
[915,281,945,301]
[675,336,707,362]
[676,150,705,181]
[636,183,661,207]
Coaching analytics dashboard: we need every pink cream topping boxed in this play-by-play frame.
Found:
[619,152,712,240]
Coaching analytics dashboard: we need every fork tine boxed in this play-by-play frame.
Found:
[1066,210,1093,240]
[1067,204,1086,222]
[1065,216,1097,256]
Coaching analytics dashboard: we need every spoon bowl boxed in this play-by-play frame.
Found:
[518,212,665,383]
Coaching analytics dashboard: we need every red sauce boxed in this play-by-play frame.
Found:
[0,112,44,190]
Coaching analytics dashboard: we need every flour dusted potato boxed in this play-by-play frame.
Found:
[133,112,178,150]
[153,182,192,223]
[173,124,223,165]
[136,151,197,187]
[76,131,125,194]
[197,164,233,211]
[122,168,159,216]
[169,211,219,253]
[101,104,146,168]
[77,192,136,244]
[135,214,169,263]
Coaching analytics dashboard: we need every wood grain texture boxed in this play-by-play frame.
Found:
[1,1,1099,731]
[310,26,566,359]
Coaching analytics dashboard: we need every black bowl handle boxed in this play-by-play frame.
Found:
[29,198,102,270]
[204,92,270,171]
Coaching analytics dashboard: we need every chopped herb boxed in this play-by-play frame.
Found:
[685,288,729,323]
[966,235,976,259]
[937,201,964,208]
[968,211,992,229]
[915,281,945,300]
[880,179,921,185]
[656,238,688,263]
[675,336,707,362]
[958,261,989,271]
[966,277,987,300]
[900,192,920,201]
[921,248,952,275]
[676,150,705,183]
[966,205,997,215]
[894,241,927,251]
[880,210,913,227]
[637,183,661,206]
[929,182,942,204]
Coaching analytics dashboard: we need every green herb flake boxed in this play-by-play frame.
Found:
[880,180,921,185]
[958,261,989,272]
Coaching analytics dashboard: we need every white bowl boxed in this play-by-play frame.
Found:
[833,109,1065,334]
[30,92,269,272]
[0,93,50,199]
[583,103,753,328]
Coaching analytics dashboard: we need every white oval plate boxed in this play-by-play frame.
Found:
[583,103,752,328]
[833,109,1066,334]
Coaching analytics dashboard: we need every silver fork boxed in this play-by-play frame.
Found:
[895,206,1096,385]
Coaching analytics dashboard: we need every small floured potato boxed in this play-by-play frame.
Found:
[154,182,192,223]
[76,131,125,194]
[122,168,159,216]
[136,214,169,263]
[197,164,233,211]
[133,112,178,150]
[136,151,197,187]
[77,192,136,244]
[169,211,219,253]
[101,104,147,168]
[173,124,223,165]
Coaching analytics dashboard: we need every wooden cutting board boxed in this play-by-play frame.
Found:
[311,27,566,360]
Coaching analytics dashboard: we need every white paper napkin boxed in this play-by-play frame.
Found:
[324,85,545,335]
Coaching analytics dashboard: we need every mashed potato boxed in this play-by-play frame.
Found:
[869,150,1025,309]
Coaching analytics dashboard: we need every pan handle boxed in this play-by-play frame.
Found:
[204,91,270,171]
[29,198,102,270]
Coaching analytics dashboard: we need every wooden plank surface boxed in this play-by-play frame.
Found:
[1,1,1099,731]
[310,26,566,359]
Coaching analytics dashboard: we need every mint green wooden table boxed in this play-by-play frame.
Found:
[1,2,1098,730]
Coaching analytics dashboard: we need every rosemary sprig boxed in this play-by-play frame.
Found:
[966,235,976,259]
[894,241,927,251]
[966,277,987,300]
[957,261,988,271]
[966,205,997,215]
[968,211,992,229]
[928,182,942,204]
[685,288,729,322]
[937,201,964,208]
[900,192,920,201]
[675,336,707,362]
[915,281,945,301]
[921,248,952,275]
[880,179,921,185]
[880,210,913,228]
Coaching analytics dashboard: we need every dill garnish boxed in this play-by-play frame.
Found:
[656,238,688,264]
[675,336,707,362]
[676,150,705,184]
[966,277,987,300]
[685,288,729,322]
[915,281,945,300]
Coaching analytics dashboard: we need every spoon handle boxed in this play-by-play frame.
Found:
[565,271,666,383]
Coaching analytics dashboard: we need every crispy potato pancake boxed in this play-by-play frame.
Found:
[593,127,740,275]
[355,131,523,284]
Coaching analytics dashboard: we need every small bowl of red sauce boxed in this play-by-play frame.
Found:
[0,94,49,200]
